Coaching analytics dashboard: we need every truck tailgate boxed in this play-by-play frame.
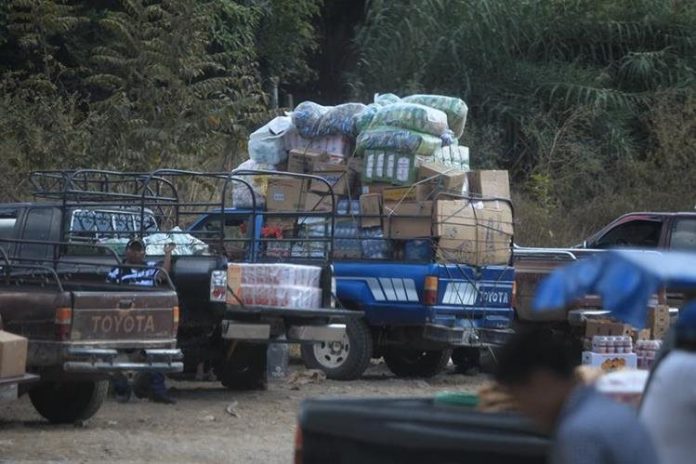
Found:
[70,291,179,341]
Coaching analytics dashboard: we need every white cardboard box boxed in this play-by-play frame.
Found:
[582,351,637,371]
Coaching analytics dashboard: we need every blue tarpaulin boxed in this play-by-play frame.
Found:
[532,250,696,328]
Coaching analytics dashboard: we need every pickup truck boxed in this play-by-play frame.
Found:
[0,234,181,423]
[296,397,548,464]
[187,196,516,379]
[514,212,696,324]
[26,169,351,390]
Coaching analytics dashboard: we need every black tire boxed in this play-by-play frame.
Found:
[451,347,481,372]
[301,318,372,380]
[29,380,108,424]
[383,348,452,378]
[214,342,267,390]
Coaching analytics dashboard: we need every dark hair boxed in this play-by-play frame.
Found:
[126,237,145,250]
[494,329,578,386]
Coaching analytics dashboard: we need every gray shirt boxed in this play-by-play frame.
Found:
[550,386,658,464]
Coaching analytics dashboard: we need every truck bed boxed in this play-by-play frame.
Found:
[298,397,549,464]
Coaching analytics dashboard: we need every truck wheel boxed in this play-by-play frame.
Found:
[214,342,267,390]
[301,318,372,380]
[383,348,452,378]
[29,380,108,424]
[451,347,481,372]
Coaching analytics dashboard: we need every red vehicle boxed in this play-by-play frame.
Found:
[513,212,696,325]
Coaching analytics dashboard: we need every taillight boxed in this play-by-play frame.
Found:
[512,280,517,309]
[172,306,180,333]
[210,270,227,302]
[294,424,303,464]
[55,307,72,341]
[424,276,439,305]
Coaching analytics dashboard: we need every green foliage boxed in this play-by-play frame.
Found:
[352,0,696,244]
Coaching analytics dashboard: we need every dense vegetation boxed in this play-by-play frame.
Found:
[1,0,695,244]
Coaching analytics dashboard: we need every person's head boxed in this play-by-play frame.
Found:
[494,329,579,432]
[676,302,696,351]
[125,237,146,264]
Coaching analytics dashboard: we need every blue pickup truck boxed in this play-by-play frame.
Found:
[187,198,515,380]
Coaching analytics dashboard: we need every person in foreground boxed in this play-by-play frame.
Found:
[109,237,177,405]
[494,329,658,464]
[640,302,696,464]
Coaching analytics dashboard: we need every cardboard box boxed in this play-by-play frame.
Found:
[384,201,433,239]
[582,351,637,371]
[266,178,308,211]
[304,192,333,213]
[467,170,511,199]
[434,199,513,266]
[585,319,612,338]
[648,305,671,339]
[287,150,331,174]
[0,331,28,378]
[360,194,383,228]
[311,163,354,197]
[418,162,468,194]
[284,132,353,158]
[631,328,651,343]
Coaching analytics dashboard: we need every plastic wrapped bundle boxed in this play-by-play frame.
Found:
[352,104,380,134]
[403,94,468,138]
[361,227,391,259]
[370,103,448,136]
[231,159,272,208]
[334,219,362,258]
[405,239,434,261]
[237,263,322,288]
[239,285,322,309]
[143,227,210,255]
[292,101,366,138]
[248,116,293,165]
[356,126,442,156]
[432,145,470,172]
[374,93,401,106]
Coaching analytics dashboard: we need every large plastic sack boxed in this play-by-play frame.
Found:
[231,159,272,208]
[374,93,401,106]
[403,94,468,138]
[145,227,210,255]
[248,116,292,165]
[292,101,366,138]
[356,126,442,156]
[369,103,448,136]
[352,103,380,134]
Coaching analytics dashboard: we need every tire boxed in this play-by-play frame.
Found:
[214,342,267,390]
[29,380,108,424]
[301,318,372,380]
[451,347,481,372]
[383,348,452,378]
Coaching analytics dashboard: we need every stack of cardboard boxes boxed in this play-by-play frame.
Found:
[581,305,673,371]
[264,141,513,264]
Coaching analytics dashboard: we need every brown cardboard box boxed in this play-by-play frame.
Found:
[360,194,383,228]
[434,199,513,266]
[266,178,308,211]
[287,150,331,173]
[467,170,511,199]
[311,163,353,196]
[418,162,467,194]
[631,328,651,343]
[304,192,333,213]
[648,305,671,339]
[0,331,28,378]
[384,201,433,239]
[284,132,353,158]
[585,319,612,338]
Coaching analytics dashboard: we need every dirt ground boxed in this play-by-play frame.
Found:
[0,362,487,464]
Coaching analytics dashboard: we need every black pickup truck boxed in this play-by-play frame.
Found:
[0,236,181,423]
[296,397,549,464]
[21,169,352,390]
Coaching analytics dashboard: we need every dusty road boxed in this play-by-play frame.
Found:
[0,362,486,464]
